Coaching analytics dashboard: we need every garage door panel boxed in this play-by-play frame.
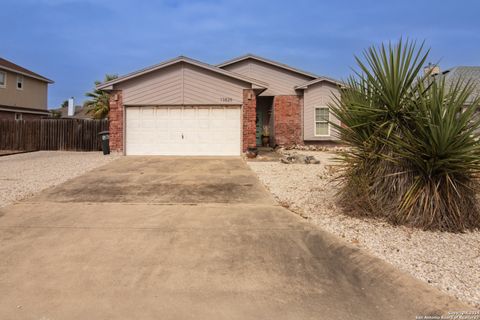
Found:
[169,108,182,118]
[197,131,210,142]
[126,106,241,156]
[197,108,210,119]
[198,121,209,129]
[127,119,141,129]
[153,120,169,129]
[225,108,239,120]
[141,120,156,128]
[156,108,169,119]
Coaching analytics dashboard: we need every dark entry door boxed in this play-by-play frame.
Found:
[256,109,263,146]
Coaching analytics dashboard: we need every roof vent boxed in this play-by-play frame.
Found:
[424,62,440,76]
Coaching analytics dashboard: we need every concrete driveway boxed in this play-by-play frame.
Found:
[0,157,465,319]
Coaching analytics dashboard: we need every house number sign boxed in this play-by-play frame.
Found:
[220,97,233,102]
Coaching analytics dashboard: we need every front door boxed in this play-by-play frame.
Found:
[256,109,263,146]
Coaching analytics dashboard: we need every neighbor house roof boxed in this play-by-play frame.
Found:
[97,56,269,90]
[294,77,345,89]
[217,53,320,79]
[435,66,480,104]
[0,57,54,84]
[50,105,92,119]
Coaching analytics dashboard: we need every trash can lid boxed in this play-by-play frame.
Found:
[98,131,109,135]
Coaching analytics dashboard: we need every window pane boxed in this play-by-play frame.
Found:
[315,108,329,122]
[316,122,329,135]
[17,75,23,89]
[0,72,5,85]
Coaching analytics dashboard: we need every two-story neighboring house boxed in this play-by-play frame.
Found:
[0,57,54,120]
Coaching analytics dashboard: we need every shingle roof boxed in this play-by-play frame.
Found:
[437,66,480,103]
[50,106,92,119]
[0,57,54,83]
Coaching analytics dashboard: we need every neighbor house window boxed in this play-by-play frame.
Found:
[315,107,330,136]
[0,71,6,88]
[16,75,24,90]
[15,113,22,121]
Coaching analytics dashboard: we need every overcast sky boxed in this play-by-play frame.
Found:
[1,0,479,108]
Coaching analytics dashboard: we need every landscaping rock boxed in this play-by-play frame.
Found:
[277,144,350,153]
[280,153,320,164]
[0,151,120,208]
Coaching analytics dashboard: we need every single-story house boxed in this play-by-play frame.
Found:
[0,57,54,120]
[50,105,92,119]
[97,54,343,156]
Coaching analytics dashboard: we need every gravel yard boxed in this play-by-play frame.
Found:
[248,151,480,308]
[0,151,119,208]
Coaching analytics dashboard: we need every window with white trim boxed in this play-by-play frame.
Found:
[315,107,330,136]
[15,113,22,121]
[0,71,6,88]
[16,75,24,90]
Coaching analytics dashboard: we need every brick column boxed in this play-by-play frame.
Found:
[273,95,303,146]
[108,90,124,152]
[242,89,256,152]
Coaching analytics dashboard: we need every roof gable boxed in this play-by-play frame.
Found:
[97,56,268,90]
[0,57,53,83]
[295,77,344,90]
[217,54,318,79]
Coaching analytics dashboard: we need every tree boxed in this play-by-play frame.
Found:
[50,110,62,118]
[84,74,118,119]
[330,39,480,231]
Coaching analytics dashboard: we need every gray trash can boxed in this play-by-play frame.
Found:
[98,131,110,155]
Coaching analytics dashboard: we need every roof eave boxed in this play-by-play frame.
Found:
[0,66,54,84]
[96,56,268,90]
[295,78,345,90]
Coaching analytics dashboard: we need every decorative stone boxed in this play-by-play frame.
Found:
[280,153,320,164]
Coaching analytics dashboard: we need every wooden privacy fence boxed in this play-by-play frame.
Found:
[0,119,109,151]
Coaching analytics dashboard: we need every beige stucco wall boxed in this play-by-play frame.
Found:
[115,62,251,106]
[303,81,341,141]
[0,69,48,110]
[220,59,313,96]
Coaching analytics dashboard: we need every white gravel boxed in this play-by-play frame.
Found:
[248,151,480,308]
[0,151,120,207]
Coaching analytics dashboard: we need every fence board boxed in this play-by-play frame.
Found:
[0,119,108,151]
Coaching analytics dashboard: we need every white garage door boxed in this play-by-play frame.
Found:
[126,106,241,156]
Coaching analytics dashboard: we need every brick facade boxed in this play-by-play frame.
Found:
[107,90,304,154]
[242,89,256,151]
[273,95,303,146]
[108,90,124,152]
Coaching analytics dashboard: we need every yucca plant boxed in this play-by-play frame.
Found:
[383,79,480,231]
[330,39,480,231]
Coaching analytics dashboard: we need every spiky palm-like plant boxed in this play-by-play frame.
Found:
[330,40,480,231]
[384,79,480,230]
[85,74,118,119]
